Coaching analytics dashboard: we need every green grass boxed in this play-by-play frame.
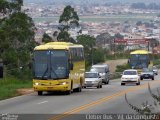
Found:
[0,76,32,100]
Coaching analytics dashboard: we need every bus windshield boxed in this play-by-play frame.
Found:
[129,54,149,69]
[33,50,69,80]
[130,60,148,69]
[130,54,149,60]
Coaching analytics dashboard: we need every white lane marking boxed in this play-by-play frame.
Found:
[37,101,48,104]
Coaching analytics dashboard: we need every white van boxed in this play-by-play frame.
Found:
[90,64,110,84]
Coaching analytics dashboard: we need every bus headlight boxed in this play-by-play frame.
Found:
[34,83,39,86]
[60,82,68,85]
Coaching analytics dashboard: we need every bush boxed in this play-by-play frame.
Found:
[115,63,130,72]
[5,66,32,80]
[85,48,105,69]
[153,59,160,68]
[93,49,105,64]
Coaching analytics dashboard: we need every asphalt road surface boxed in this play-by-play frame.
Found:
[0,72,160,120]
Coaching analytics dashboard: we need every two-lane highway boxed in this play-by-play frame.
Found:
[0,74,160,120]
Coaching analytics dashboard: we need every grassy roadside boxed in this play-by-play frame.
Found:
[0,76,32,100]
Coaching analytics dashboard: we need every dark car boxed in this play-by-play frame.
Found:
[140,68,154,80]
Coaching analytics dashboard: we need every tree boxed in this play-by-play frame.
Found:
[77,35,96,67]
[0,0,37,78]
[42,33,52,43]
[77,35,95,51]
[53,31,58,41]
[96,32,113,48]
[136,21,143,26]
[96,32,114,54]
[57,31,70,42]
[57,5,79,42]
[114,33,125,52]
[114,33,124,39]
[59,5,79,29]
[92,49,105,64]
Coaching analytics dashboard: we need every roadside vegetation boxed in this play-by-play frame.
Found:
[152,55,160,68]
[0,0,36,100]
[0,76,32,100]
[125,84,160,115]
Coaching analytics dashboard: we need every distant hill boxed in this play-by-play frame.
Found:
[23,0,160,5]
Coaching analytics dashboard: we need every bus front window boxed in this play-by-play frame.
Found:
[50,51,69,79]
[130,54,149,69]
[130,60,148,69]
[34,51,49,79]
[33,50,69,80]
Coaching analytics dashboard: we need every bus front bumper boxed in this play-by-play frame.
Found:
[33,85,70,92]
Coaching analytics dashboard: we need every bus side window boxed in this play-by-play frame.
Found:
[80,48,84,60]
[69,49,74,70]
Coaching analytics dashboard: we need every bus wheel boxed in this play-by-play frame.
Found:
[66,82,73,95]
[65,90,71,95]
[74,85,82,92]
[77,86,82,92]
[38,91,43,96]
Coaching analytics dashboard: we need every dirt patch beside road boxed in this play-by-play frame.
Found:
[16,88,34,95]
[105,59,128,73]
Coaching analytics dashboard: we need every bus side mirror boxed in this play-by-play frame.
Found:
[0,63,3,78]
[70,63,73,70]
[128,59,130,64]
[28,62,32,69]
[148,61,150,64]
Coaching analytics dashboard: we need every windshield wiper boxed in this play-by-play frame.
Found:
[50,66,60,79]
[41,66,49,80]
[133,61,142,69]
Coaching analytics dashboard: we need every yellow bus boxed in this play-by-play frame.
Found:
[33,42,85,95]
[128,50,153,73]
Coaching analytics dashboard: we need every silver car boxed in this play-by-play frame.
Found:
[90,64,110,84]
[84,72,102,88]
